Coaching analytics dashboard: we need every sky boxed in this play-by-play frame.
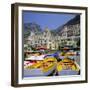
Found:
[22,11,77,30]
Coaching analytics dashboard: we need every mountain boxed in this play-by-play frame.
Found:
[56,15,80,35]
[24,15,80,37]
[65,15,80,25]
[24,23,42,38]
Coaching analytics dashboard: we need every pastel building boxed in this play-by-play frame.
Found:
[25,27,61,50]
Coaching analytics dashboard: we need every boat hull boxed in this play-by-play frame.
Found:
[24,64,56,77]
[58,70,79,75]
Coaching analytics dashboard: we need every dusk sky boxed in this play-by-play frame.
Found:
[22,11,77,30]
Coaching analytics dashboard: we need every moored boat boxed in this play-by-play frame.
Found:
[57,58,80,75]
[24,55,57,77]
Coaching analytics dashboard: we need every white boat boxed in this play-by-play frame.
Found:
[25,55,45,61]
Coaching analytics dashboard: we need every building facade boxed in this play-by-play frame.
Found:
[25,27,61,50]
[25,15,80,50]
[59,23,80,47]
[25,23,80,50]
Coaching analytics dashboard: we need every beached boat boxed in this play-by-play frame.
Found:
[24,55,57,77]
[57,58,80,75]
[59,50,78,60]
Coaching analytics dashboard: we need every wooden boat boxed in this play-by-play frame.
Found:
[57,58,80,75]
[24,55,57,77]
[59,50,78,60]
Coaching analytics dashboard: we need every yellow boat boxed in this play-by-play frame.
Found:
[42,57,57,73]
[57,58,80,75]
[24,56,57,77]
